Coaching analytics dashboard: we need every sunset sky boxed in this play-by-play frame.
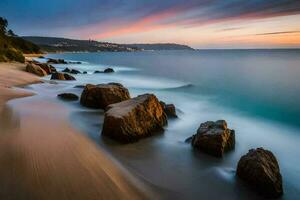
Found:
[1,0,300,48]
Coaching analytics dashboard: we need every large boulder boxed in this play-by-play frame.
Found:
[237,148,283,198]
[50,72,76,81]
[191,120,235,157]
[26,63,47,77]
[160,101,177,118]
[80,83,130,109]
[57,93,79,101]
[102,94,167,143]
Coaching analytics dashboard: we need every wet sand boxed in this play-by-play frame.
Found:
[0,62,150,200]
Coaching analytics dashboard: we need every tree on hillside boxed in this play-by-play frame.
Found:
[0,17,8,35]
[7,29,17,37]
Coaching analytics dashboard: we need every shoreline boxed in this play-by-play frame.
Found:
[0,61,152,199]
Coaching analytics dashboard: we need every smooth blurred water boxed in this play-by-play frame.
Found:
[31,49,300,199]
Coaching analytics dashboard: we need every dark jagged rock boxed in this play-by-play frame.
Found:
[160,101,177,118]
[26,63,47,77]
[47,58,67,64]
[237,148,283,198]
[94,70,101,74]
[50,72,76,81]
[80,83,130,109]
[83,71,87,74]
[104,68,114,73]
[102,94,167,143]
[191,120,235,157]
[62,67,71,73]
[57,93,79,101]
[49,65,57,73]
[70,69,81,74]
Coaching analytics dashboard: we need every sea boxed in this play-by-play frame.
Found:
[11,49,300,199]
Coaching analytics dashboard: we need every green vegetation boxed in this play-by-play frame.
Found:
[0,17,41,62]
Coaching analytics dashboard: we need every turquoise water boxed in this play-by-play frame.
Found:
[33,49,300,199]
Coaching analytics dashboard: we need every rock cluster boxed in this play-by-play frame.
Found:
[102,94,167,143]
[191,120,235,157]
[80,83,130,109]
[237,148,283,198]
[47,58,67,64]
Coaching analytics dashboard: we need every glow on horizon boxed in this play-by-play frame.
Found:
[79,13,300,49]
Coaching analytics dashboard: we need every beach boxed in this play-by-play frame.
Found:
[0,62,151,200]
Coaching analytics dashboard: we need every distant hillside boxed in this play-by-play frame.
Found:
[0,17,41,62]
[125,43,194,51]
[23,36,139,52]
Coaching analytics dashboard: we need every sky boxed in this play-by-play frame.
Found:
[1,0,300,48]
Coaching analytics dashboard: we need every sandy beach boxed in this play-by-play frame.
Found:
[0,62,150,200]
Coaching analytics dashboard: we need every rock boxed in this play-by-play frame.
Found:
[191,120,235,157]
[47,58,67,64]
[57,93,79,101]
[102,94,167,143]
[74,85,85,88]
[49,65,57,73]
[237,148,283,198]
[38,56,45,58]
[80,83,130,109]
[160,101,177,118]
[51,72,66,80]
[83,71,87,74]
[94,70,101,74]
[104,68,114,73]
[70,69,81,74]
[64,73,76,80]
[26,63,47,77]
[68,61,82,64]
[62,67,71,73]
[50,72,76,81]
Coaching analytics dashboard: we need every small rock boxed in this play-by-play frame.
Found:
[94,70,101,74]
[83,71,87,74]
[62,68,71,73]
[237,148,283,198]
[74,85,85,88]
[47,58,67,64]
[57,93,79,101]
[191,120,235,157]
[64,73,76,80]
[104,68,114,73]
[102,94,167,143]
[160,101,177,118]
[70,69,81,74]
[80,83,130,109]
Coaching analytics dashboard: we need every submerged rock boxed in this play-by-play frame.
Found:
[104,68,114,73]
[26,63,47,77]
[160,101,177,118]
[83,71,87,74]
[191,120,235,157]
[94,70,101,74]
[237,148,283,198]
[80,83,130,109]
[51,72,76,81]
[102,94,167,143]
[57,93,79,101]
